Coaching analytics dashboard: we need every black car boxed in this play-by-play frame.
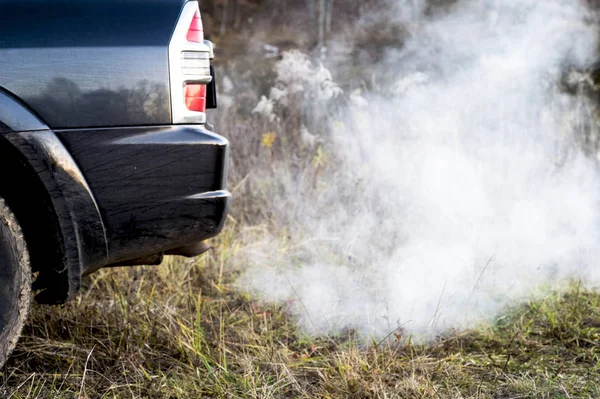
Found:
[0,0,230,365]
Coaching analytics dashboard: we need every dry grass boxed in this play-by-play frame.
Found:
[1,222,599,398]
[3,3,600,397]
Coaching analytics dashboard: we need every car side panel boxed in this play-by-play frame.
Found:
[0,0,186,128]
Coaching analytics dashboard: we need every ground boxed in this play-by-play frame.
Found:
[1,224,599,398]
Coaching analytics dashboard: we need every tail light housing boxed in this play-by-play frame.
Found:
[169,1,214,124]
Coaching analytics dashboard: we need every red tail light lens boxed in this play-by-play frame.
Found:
[186,10,204,43]
[185,84,206,112]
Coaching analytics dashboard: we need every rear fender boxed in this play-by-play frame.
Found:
[0,89,108,299]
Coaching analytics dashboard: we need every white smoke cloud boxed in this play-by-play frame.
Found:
[238,0,600,341]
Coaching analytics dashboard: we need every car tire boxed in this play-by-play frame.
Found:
[0,197,30,367]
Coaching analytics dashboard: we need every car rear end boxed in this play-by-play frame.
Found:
[0,0,230,362]
[0,0,230,273]
[79,0,232,271]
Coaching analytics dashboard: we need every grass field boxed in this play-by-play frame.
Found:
[1,223,599,398]
[2,2,599,397]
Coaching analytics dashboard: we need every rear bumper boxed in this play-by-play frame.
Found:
[55,124,230,271]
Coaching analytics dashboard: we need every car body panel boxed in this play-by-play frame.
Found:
[0,0,185,128]
[0,89,230,278]
[0,89,109,296]
[0,0,184,48]
[55,125,230,265]
[0,0,230,302]
[4,130,110,276]
[0,89,46,132]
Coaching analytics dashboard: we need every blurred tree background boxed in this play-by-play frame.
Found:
[200,0,376,47]
[199,0,600,53]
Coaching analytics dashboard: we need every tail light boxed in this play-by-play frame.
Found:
[186,10,204,43]
[185,84,206,112]
[169,1,214,124]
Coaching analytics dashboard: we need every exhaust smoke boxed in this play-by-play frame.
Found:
[237,0,600,340]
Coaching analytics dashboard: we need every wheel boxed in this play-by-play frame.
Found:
[0,197,30,367]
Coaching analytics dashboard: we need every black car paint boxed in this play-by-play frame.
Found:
[0,0,182,128]
[0,89,107,299]
[56,126,230,266]
[0,0,230,301]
